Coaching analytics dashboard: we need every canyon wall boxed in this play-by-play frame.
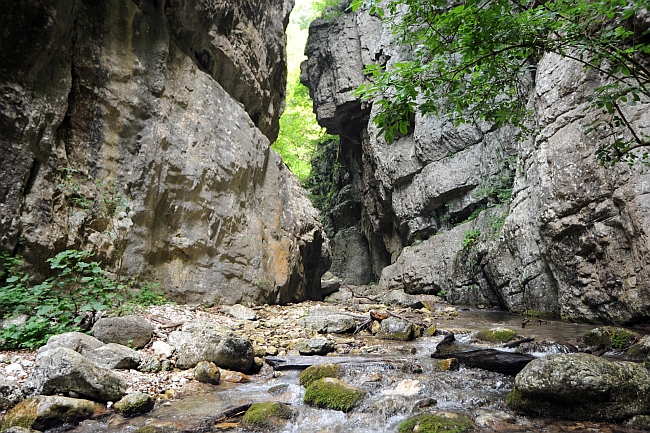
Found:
[302,9,650,323]
[0,0,330,305]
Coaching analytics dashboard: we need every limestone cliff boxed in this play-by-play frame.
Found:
[302,9,650,322]
[0,0,330,305]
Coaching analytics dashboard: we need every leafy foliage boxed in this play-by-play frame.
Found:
[352,0,650,165]
[462,229,481,250]
[0,250,167,349]
[273,5,335,181]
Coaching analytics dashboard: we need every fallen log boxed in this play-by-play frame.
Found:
[432,348,536,375]
[503,337,534,348]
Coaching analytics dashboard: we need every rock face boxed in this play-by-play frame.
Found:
[509,353,650,420]
[1,0,330,306]
[302,8,650,322]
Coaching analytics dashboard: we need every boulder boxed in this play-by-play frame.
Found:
[398,412,474,433]
[241,402,293,432]
[583,326,640,350]
[383,290,424,309]
[38,332,104,356]
[113,392,154,417]
[228,304,258,321]
[194,361,221,385]
[320,272,342,296]
[508,353,650,420]
[138,355,162,373]
[377,318,417,341]
[297,315,357,334]
[92,316,153,349]
[168,330,254,372]
[299,363,341,388]
[294,337,336,356]
[85,343,140,370]
[1,395,105,431]
[0,378,23,410]
[24,347,127,402]
[220,370,250,383]
[303,378,365,412]
[152,341,174,359]
[473,328,517,343]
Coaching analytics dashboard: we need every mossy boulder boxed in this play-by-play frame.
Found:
[113,392,154,417]
[241,402,293,431]
[1,395,105,431]
[299,363,340,388]
[398,412,474,433]
[431,358,459,371]
[474,328,517,343]
[583,326,639,350]
[303,378,365,412]
[508,353,650,420]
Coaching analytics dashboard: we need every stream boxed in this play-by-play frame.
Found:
[63,309,644,433]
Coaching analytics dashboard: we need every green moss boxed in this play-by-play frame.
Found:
[398,413,474,433]
[583,327,639,349]
[134,426,176,433]
[303,378,365,412]
[299,363,340,388]
[474,328,517,343]
[505,388,524,410]
[242,402,292,430]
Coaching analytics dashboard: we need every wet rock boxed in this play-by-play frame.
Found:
[303,378,365,412]
[424,325,437,337]
[377,318,417,341]
[220,370,250,383]
[138,355,162,373]
[320,272,342,296]
[1,427,38,433]
[85,343,140,370]
[431,358,460,371]
[193,361,220,385]
[509,353,650,420]
[297,314,357,334]
[583,326,639,350]
[299,363,341,388]
[294,337,336,356]
[241,402,293,431]
[398,412,475,433]
[133,425,177,433]
[24,347,127,402]
[382,379,420,396]
[433,348,534,375]
[168,330,254,372]
[92,316,153,349]
[383,290,425,309]
[152,341,174,359]
[228,304,258,321]
[1,395,105,431]
[113,392,154,417]
[0,378,23,410]
[474,328,517,343]
[38,332,104,356]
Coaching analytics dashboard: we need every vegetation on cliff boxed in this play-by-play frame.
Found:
[353,0,650,165]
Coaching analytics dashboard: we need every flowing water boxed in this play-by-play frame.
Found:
[63,309,645,433]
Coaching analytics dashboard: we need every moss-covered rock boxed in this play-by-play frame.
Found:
[133,424,177,433]
[474,328,517,343]
[398,412,474,433]
[1,396,105,431]
[424,325,437,337]
[583,326,639,349]
[299,363,341,388]
[241,402,293,431]
[113,392,154,417]
[303,378,365,412]
[431,358,459,371]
